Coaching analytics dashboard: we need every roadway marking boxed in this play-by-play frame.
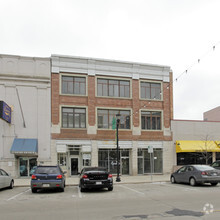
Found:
[119,185,145,196]
[6,188,31,201]
[164,183,199,191]
[77,186,83,198]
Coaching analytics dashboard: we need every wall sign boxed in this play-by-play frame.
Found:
[0,101,12,123]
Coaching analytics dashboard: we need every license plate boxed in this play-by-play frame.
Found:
[96,182,102,185]
[43,184,50,187]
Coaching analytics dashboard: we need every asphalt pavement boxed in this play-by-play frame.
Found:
[14,174,170,187]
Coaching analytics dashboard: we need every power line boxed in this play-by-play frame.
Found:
[173,41,220,83]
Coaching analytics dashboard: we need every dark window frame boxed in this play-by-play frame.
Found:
[141,111,162,130]
[97,78,130,98]
[140,81,162,100]
[62,75,86,95]
[62,107,86,128]
[97,109,131,129]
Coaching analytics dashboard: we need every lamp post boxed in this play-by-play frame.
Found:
[116,113,121,182]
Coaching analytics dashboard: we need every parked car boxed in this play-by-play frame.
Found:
[0,168,14,190]
[170,165,220,186]
[210,160,220,170]
[79,167,113,192]
[31,165,66,193]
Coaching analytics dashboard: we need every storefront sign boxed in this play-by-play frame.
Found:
[0,101,12,123]
[57,144,67,153]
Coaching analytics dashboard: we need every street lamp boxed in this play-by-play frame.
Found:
[116,113,121,182]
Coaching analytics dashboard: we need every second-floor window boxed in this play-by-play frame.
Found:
[62,75,86,95]
[98,109,130,129]
[62,107,86,128]
[141,111,161,130]
[97,78,130,98]
[140,81,161,100]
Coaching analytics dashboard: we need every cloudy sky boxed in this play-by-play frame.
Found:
[1,0,220,120]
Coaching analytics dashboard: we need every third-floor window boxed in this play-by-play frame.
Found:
[140,81,161,100]
[97,78,130,98]
[62,75,86,95]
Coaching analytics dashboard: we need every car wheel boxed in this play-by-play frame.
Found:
[60,187,64,192]
[189,177,196,186]
[170,176,176,184]
[108,186,113,191]
[211,183,218,186]
[9,180,14,189]
[32,188,37,193]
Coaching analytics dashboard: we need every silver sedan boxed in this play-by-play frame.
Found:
[171,165,220,186]
[0,168,14,190]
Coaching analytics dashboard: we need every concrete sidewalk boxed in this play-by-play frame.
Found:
[14,174,170,187]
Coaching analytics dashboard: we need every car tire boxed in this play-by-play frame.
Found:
[32,188,37,193]
[60,187,64,192]
[170,176,176,184]
[80,186,85,192]
[211,183,218,186]
[108,186,113,191]
[9,180,14,189]
[189,177,196,186]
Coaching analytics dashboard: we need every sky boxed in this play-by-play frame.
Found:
[1,0,220,120]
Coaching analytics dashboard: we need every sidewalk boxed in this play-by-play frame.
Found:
[14,174,170,187]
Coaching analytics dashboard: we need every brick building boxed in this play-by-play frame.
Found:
[51,55,173,176]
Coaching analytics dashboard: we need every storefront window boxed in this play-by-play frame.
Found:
[19,157,37,177]
[177,152,212,165]
[137,148,163,174]
[58,153,67,166]
[98,149,130,174]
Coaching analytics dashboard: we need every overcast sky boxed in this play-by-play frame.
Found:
[1,0,220,120]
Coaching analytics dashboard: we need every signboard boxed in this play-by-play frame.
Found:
[148,146,154,153]
[0,101,12,123]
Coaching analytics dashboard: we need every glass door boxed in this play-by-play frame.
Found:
[19,157,37,177]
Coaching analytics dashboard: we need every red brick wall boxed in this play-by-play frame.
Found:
[51,73,173,141]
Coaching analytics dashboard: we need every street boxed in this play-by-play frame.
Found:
[1,182,220,220]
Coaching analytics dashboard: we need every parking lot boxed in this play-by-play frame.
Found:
[1,182,220,220]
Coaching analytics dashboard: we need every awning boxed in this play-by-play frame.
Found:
[10,138,38,156]
[176,140,220,153]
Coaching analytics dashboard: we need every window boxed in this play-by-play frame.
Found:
[141,111,161,130]
[141,81,161,100]
[97,109,130,129]
[62,107,86,128]
[97,78,130,98]
[57,153,67,166]
[62,75,86,95]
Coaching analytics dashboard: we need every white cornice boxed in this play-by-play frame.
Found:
[51,55,171,82]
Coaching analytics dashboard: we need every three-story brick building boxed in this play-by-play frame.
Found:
[51,55,173,176]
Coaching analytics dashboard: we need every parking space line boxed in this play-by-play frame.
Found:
[6,188,31,201]
[164,183,199,191]
[77,186,83,198]
[119,185,145,196]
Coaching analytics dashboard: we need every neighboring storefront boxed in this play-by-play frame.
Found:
[176,140,220,165]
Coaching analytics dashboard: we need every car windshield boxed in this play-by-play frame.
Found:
[194,165,215,171]
[35,167,59,174]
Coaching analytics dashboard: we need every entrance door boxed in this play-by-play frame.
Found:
[71,158,79,175]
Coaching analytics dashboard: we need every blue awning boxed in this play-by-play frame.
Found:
[11,138,38,156]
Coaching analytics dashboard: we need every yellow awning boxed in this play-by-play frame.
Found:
[176,140,220,153]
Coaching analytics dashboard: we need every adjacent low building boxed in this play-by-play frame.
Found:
[0,54,51,177]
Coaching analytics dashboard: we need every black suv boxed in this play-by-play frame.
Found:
[79,167,113,192]
[31,165,66,193]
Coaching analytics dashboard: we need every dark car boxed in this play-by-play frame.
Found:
[0,168,14,190]
[211,160,220,170]
[79,167,113,192]
[31,165,66,193]
[170,165,220,186]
